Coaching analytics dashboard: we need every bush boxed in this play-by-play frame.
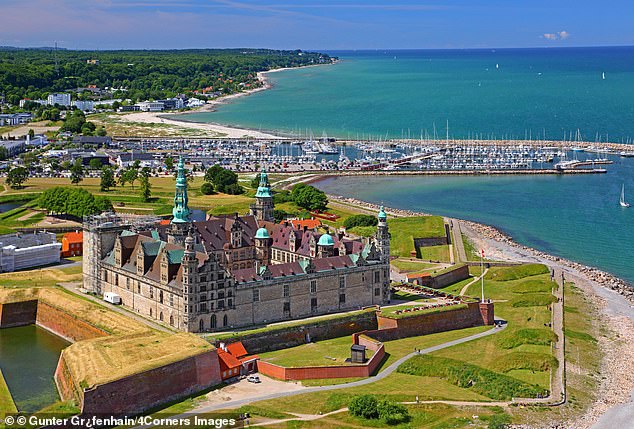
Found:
[377,399,409,425]
[290,183,328,211]
[273,190,292,204]
[343,214,377,229]
[39,187,112,218]
[200,182,215,195]
[348,395,378,419]
[224,183,244,195]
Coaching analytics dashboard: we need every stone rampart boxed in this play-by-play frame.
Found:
[0,300,37,327]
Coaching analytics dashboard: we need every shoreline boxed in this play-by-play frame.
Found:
[327,193,634,428]
[114,62,337,139]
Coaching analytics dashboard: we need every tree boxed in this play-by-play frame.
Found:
[164,156,174,171]
[348,395,378,420]
[224,183,244,195]
[81,121,96,136]
[89,158,103,170]
[291,183,328,211]
[344,214,378,229]
[200,182,215,195]
[39,187,112,217]
[95,126,107,137]
[121,167,138,189]
[0,146,7,161]
[60,160,71,171]
[61,110,86,134]
[139,167,152,202]
[100,166,116,191]
[28,129,35,139]
[6,166,29,189]
[69,158,84,185]
[251,173,262,189]
[204,165,239,193]
[376,400,409,425]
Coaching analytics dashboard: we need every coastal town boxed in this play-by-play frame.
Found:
[1,30,634,429]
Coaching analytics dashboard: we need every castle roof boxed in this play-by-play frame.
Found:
[318,233,334,246]
[255,227,270,239]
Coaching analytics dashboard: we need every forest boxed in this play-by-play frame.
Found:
[0,48,333,105]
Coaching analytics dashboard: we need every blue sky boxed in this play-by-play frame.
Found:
[0,0,630,50]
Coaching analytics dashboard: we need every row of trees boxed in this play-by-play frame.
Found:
[203,165,244,195]
[38,187,113,218]
[0,48,333,105]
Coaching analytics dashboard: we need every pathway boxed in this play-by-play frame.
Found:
[449,218,468,263]
[459,268,489,296]
[157,322,507,422]
[57,282,176,334]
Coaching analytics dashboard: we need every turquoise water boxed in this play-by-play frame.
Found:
[316,154,634,284]
[0,325,69,412]
[182,47,634,141]
[183,47,634,283]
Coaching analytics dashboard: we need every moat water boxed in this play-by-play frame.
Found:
[0,325,69,412]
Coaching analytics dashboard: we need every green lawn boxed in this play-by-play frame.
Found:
[0,369,17,414]
[259,335,375,367]
[380,303,468,320]
[419,245,451,262]
[389,216,446,257]
[390,258,438,273]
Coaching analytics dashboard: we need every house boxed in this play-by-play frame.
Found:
[72,100,95,111]
[61,231,83,257]
[0,140,26,157]
[86,59,100,65]
[0,232,61,272]
[73,136,112,148]
[0,113,32,126]
[47,93,72,107]
[115,152,158,168]
[406,272,432,286]
[137,101,165,112]
[283,218,322,230]
[217,347,242,381]
[226,342,259,374]
[187,98,205,108]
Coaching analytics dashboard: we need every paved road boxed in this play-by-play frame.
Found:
[172,322,507,417]
[449,219,468,263]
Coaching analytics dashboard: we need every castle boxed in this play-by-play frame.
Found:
[83,158,391,333]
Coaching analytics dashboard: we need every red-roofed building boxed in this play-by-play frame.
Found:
[282,218,322,230]
[226,341,259,373]
[218,349,242,380]
[218,342,259,378]
[61,231,83,257]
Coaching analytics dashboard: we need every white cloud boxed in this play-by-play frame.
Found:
[542,30,570,41]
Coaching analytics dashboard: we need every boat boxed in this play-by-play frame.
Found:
[620,184,630,208]
[602,72,606,80]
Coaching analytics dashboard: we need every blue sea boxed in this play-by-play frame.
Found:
[181,47,634,283]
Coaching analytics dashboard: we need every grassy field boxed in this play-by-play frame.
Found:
[388,216,446,257]
[0,265,82,288]
[0,369,17,415]
[90,112,225,138]
[259,335,375,367]
[419,244,451,262]
[390,258,438,273]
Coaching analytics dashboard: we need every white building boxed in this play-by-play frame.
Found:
[187,98,205,108]
[72,100,95,111]
[137,101,165,112]
[0,232,61,272]
[19,99,47,108]
[47,93,72,107]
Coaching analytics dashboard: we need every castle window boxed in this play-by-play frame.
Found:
[126,278,130,290]
[200,285,207,292]
[137,282,141,293]
[228,290,233,297]
[223,315,228,327]
[253,289,260,302]
[310,280,317,294]
[201,275,206,282]
[199,319,204,331]
[169,294,174,306]
[159,290,164,304]
[218,272,224,280]
[218,300,224,309]
[200,302,207,312]
[159,312,163,321]
[339,277,346,289]
[211,315,216,329]
[283,302,290,313]
[200,293,206,301]
[374,288,380,296]
[169,315,174,326]
[209,302,214,310]
[283,284,289,297]
[218,291,225,299]
[310,298,317,311]
[374,271,380,283]
[115,273,118,285]
[339,293,346,304]
[149,287,154,299]
[102,270,107,281]
[228,298,233,307]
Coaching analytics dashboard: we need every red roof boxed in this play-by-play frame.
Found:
[63,231,83,243]
[407,272,432,280]
[226,342,248,359]
[283,218,322,230]
[218,349,242,371]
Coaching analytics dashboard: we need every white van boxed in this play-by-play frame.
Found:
[104,292,122,305]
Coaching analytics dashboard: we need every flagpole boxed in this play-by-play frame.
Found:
[480,248,485,303]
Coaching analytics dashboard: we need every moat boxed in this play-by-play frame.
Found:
[0,325,69,412]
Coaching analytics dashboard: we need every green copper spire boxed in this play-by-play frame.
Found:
[378,205,387,221]
[255,167,273,198]
[171,156,191,224]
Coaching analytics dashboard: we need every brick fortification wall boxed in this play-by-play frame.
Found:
[36,302,109,342]
[431,265,470,289]
[258,334,385,380]
[76,350,221,416]
[216,310,378,354]
[373,301,494,341]
[0,300,38,327]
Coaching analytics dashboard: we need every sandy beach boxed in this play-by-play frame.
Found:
[114,63,335,139]
[325,194,634,429]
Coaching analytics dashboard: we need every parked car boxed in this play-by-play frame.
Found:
[246,375,261,383]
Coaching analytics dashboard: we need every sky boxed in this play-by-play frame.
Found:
[0,0,632,50]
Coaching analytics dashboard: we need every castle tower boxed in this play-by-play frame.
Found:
[168,156,191,245]
[317,233,335,258]
[254,227,271,267]
[181,229,197,332]
[250,167,274,222]
[375,206,391,263]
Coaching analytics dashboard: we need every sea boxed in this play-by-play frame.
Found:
[181,47,634,284]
